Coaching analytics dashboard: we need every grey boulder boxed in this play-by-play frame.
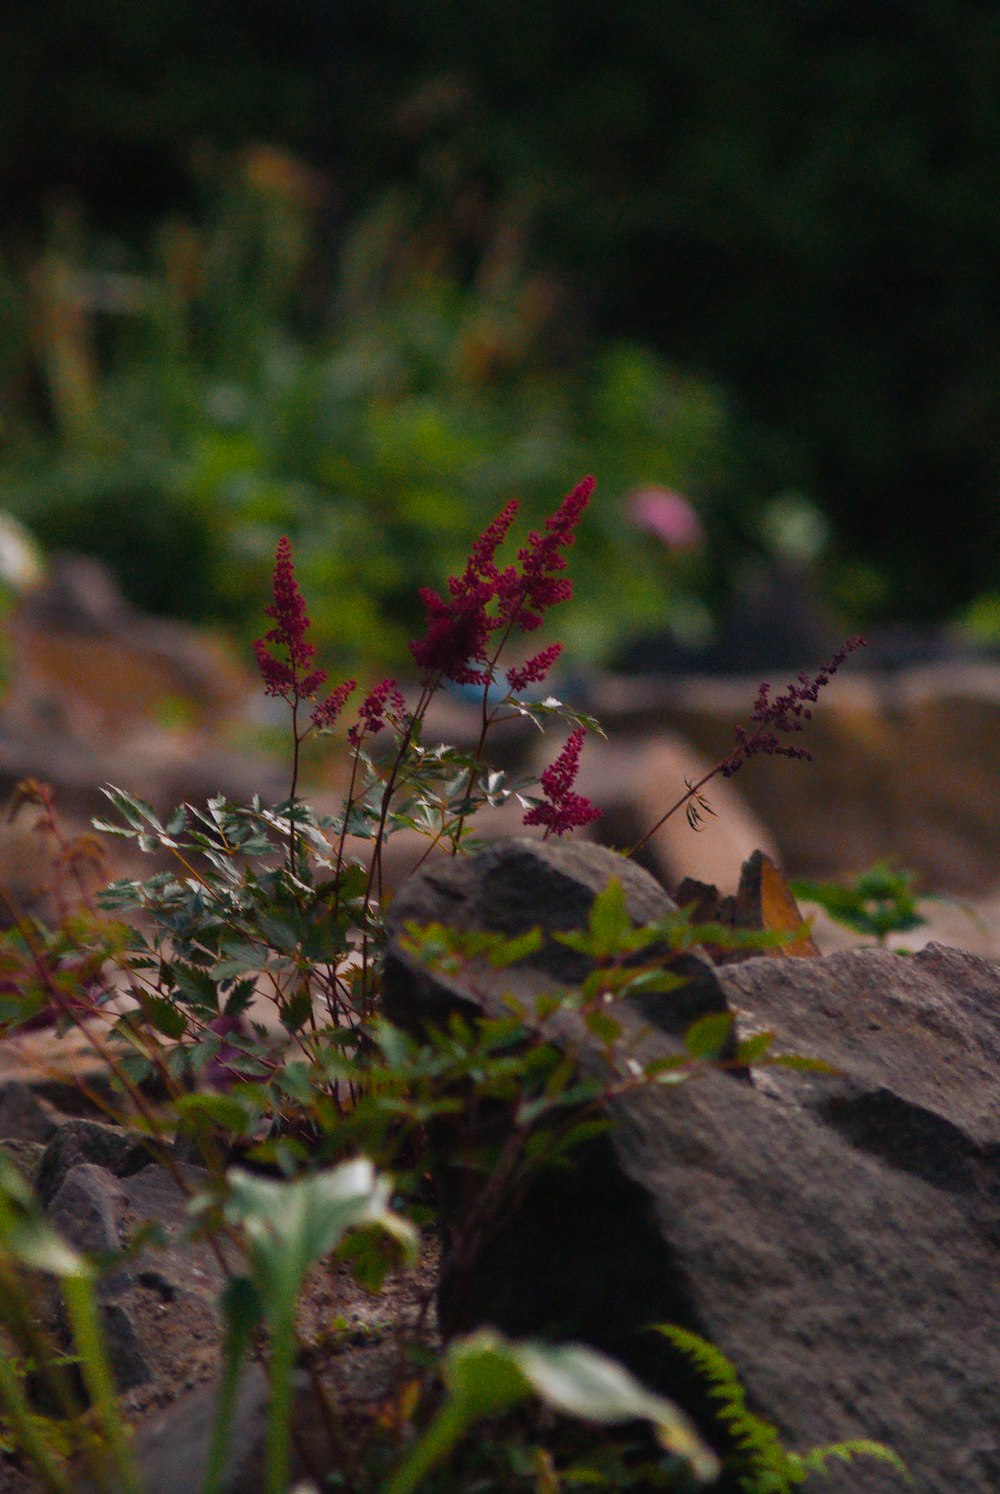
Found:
[385,839,1000,1493]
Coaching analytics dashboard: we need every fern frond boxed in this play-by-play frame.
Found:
[653,1326,788,1469]
[652,1327,907,1492]
[801,1439,910,1480]
[655,1325,738,1395]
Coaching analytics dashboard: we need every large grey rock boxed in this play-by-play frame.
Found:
[385,840,1000,1493]
[385,836,728,1041]
[722,942,1000,1201]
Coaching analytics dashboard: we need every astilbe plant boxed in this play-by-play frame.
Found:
[0,476,891,1494]
[631,637,866,847]
[255,534,356,865]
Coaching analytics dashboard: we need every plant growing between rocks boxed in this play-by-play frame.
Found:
[0,480,900,1492]
[789,863,927,949]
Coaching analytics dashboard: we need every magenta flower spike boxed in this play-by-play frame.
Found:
[409,478,595,685]
[255,536,327,702]
[348,679,407,744]
[724,637,866,776]
[255,537,356,721]
[499,475,595,632]
[506,642,563,695]
[523,727,601,837]
[311,678,358,731]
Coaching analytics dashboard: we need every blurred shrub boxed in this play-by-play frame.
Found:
[6,3,1000,624]
[1,154,748,673]
[330,0,1000,623]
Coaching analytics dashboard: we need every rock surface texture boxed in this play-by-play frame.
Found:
[385,839,1000,1493]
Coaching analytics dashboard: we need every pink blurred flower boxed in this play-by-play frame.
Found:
[627,488,704,551]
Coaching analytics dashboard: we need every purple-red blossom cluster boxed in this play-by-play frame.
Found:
[723,636,866,777]
[256,498,605,846]
[254,537,325,700]
[523,727,601,838]
[510,477,592,631]
[311,678,358,731]
[348,678,407,745]
[255,537,356,729]
[409,478,594,687]
[506,642,563,695]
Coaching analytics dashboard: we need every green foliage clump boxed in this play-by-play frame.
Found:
[790,862,927,947]
[8,4,1000,623]
[1,158,741,674]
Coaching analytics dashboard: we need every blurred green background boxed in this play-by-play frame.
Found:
[2,0,999,673]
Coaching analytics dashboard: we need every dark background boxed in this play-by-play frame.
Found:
[4,0,999,631]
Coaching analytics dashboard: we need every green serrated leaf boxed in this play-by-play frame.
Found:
[534,993,562,1021]
[91,818,138,839]
[138,994,186,1040]
[100,787,152,829]
[273,1062,312,1103]
[175,1092,255,1135]
[115,1052,153,1085]
[518,1079,603,1127]
[642,1054,688,1080]
[373,1020,416,1069]
[487,927,544,967]
[255,914,301,955]
[223,979,257,1018]
[586,879,632,958]
[211,952,266,982]
[623,966,689,995]
[165,805,189,836]
[279,987,313,1034]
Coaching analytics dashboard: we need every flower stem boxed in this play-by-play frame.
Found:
[626,762,727,857]
[288,698,301,873]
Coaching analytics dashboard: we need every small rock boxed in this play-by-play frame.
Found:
[76,1365,271,1493]
[46,1162,123,1255]
[44,1158,224,1395]
[0,1080,60,1142]
[0,1137,48,1185]
[35,1119,156,1206]
[94,1299,152,1391]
